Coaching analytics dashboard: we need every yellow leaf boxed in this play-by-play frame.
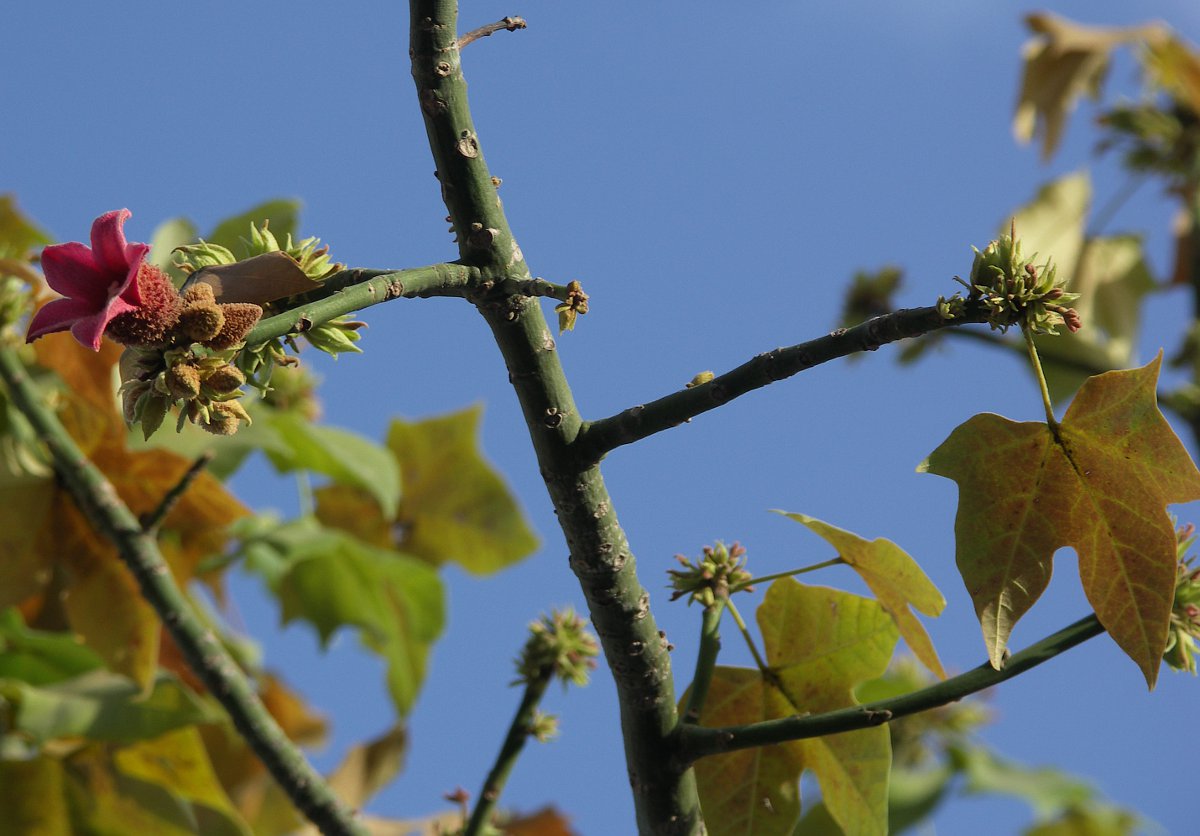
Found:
[687,581,897,836]
[1014,14,1165,160]
[776,512,946,678]
[922,354,1200,687]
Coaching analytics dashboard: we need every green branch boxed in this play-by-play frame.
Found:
[245,263,479,345]
[464,670,552,836]
[681,603,725,725]
[577,303,991,461]
[0,348,366,836]
[409,1,702,831]
[675,613,1105,764]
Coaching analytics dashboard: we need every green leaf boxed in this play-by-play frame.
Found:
[0,607,104,685]
[921,355,1200,687]
[1,670,218,744]
[388,405,539,574]
[245,521,445,716]
[686,580,898,836]
[1002,173,1158,403]
[206,199,302,258]
[952,744,1094,819]
[775,512,946,678]
[0,194,51,260]
[260,410,401,517]
[147,216,199,284]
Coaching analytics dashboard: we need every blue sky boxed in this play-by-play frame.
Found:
[5,1,1200,833]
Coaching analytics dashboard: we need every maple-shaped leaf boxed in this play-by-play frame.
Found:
[775,511,946,678]
[921,355,1200,687]
[386,405,538,574]
[242,518,445,717]
[1014,14,1164,160]
[320,725,407,815]
[685,580,898,836]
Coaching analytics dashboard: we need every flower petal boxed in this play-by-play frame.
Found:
[40,242,108,303]
[118,243,152,305]
[26,296,101,341]
[90,209,133,276]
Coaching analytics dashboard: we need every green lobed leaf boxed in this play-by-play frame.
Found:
[260,410,401,518]
[1,669,219,744]
[243,520,445,717]
[387,405,539,574]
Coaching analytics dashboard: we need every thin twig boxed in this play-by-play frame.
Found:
[676,612,1105,763]
[464,669,551,836]
[0,348,366,836]
[577,302,992,461]
[140,451,214,533]
[458,16,527,49]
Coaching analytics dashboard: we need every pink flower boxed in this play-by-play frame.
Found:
[27,209,152,351]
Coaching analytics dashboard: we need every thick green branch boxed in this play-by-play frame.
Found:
[577,303,991,461]
[0,348,365,836]
[676,612,1105,763]
[245,263,479,345]
[464,671,551,836]
[410,2,702,832]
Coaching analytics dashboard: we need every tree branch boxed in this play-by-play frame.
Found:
[0,348,366,836]
[675,612,1106,763]
[464,669,551,836]
[577,303,991,461]
[139,450,214,533]
[244,262,479,345]
[458,16,527,49]
[410,2,703,831]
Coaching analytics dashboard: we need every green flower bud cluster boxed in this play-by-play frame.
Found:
[514,608,599,688]
[1165,522,1200,674]
[174,221,343,282]
[528,710,559,743]
[302,316,365,356]
[965,227,1081,335]
[668,541,753,607]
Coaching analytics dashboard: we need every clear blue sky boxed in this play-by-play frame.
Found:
[5,1,1200,833]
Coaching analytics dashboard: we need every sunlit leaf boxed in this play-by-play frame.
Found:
[775,512,946,678]
[387,406,539,574]
[1,669,217,744]
[114,726,251,836]
[206,199,302,257]
[1014,14,1163,159]
[1024,805,1140,836]
[0,607,104,685]
[314,483,394,549]
[1143,35,1200,114]
[503,806,576,836]
[261,410,401,518]
[323,725,407,812]
[686,581,898,836]
[148,216,199,284]
[257,671,328,749]
[0,194,52,260]
[921,355,1200,687]
[244,520,445,716]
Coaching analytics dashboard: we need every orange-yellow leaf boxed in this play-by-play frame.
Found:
[1014,14,1164,160]
[776,512,946,678]
[687,581,897,836]
[922,355,1200,687]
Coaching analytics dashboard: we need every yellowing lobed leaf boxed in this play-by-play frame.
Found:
[387,405,539,574]
[775,511,946,678]
[1014,14,1165,160]
[687,580,898,836]
[921,355,1200,687]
